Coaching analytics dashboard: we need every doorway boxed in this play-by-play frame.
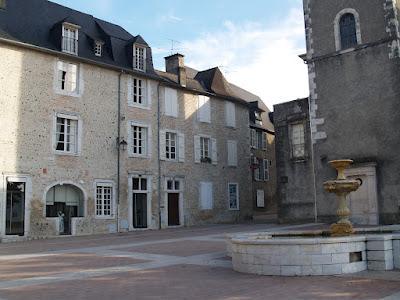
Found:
[5,182,25,236]
[168,193,180,226]
[131,176,150,229]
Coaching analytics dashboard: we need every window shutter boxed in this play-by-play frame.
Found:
[194,135,201,163]
[225,101,236,127]
[264,159,269,181]
[164,88,178,117]
[178,133,185,162]
[250,129,256,148]
[127,77,133,103]
[262,133,267,150]
[227,140,237,167]
[159,130,166,160]
[198,95,211,123]
[211,138,217,165]
[147,126,152,157]
[256,189,265,208]
[200,182,213,210]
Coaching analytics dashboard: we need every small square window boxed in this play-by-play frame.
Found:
[94,41,102,57]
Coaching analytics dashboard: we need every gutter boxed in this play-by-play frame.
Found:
[116,71,123,233]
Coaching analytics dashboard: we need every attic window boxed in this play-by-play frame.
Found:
[255,111,262,125]
[62,23,79,55]
[94,41,103,57]
[134,45,146,71]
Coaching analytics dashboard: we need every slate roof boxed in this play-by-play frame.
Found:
[0,0,273,131]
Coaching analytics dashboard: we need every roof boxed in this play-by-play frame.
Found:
[0,0,156,74]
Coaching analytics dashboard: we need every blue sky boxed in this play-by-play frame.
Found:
[52,0,309,108]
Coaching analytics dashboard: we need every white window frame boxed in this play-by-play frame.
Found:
[334,8,362,51]
[54,60,83,97]
[53,112,82,156]
[197,95,211,123]
[94,180,115,219]
[228,183,239,211]
[225,101,236,128]
[94,41,103,57]
[199,181,213,210]
[165,131,178,161]
[200,136,211,162]
[128,173,153,230]
[263,159,270,181]
[133,45,146,72]
[160,129,185,163]
[62,23,79,55]
[194,135,217,164]
[290,123,306,159]
[255,111,263,126]
[164,87,178,118]
[128,77,149,109]
[128,121,152,158]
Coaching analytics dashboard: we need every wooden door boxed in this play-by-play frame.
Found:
[168,193,180,226]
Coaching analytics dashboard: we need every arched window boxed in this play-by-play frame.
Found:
[339,13,358,49]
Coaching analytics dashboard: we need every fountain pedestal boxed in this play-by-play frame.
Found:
[323,160,360,237]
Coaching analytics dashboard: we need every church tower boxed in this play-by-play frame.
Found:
[303,0,400,224]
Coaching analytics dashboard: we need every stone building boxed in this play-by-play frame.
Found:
[275,0,400,225]
[0,0,274,240]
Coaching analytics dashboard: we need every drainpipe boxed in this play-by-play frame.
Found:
[157,83,162,230]
[116,71,123,233]
[309,103,318,223]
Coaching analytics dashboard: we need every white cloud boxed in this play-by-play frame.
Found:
[160,11,183,24]
[179,8,309,109]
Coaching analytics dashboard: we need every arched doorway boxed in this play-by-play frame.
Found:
[45,184,84,235]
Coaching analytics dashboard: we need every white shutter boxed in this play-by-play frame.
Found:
[194,135,201,163]
[256,189,265,208]
[165,88,178,117]
[67,63,77,92]
[225,101,236,127]
[227,140,237,167]
[264,159,269,181]
[159,130,166,160]
[178,133,185,162]
[198,95,211,123]
[200,182,213,210]
[127,77,133,103]
[147,126,152,157]
[262,132,267,150]
[211,138,217,165]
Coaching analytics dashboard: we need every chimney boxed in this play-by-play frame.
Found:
[165,53,187,87]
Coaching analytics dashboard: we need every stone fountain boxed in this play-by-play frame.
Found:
[323,159,360,236]
[227,159,400,276]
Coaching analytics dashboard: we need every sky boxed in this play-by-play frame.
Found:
[51,0,309,108]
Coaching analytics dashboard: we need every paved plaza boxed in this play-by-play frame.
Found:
[0,224,399,300]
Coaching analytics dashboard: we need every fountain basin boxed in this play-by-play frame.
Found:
[227,228,400,276]
[323,180,360,194]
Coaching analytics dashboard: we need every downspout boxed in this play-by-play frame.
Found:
[157,83,162,230]
[309,103,318,223]
[116,71,123,233]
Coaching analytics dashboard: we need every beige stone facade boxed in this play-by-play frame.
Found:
[0,42,254,240]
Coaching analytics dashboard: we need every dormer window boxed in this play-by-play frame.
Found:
[134,45,146,71]
[255,111,262,125]
[94,41,103,57]
[62,23,80,55]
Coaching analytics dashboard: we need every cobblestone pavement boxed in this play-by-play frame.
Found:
[0,223,399,300]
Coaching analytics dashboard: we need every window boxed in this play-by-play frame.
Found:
[340,13,357,49]
[197,95,211,123]
[263,159,270,181]
[94,41,102,57]
[166,179,181,191]
[291,123,305,159]
[57,61,78,94]
[96,182,113,218]
[164,87,178,117]
[55,114,79,155]
[166,132,177,160]
[133,177,147,191]
[255,111,262,125]
[256,189,265,208]
[129,122,151,158]
[134,45,146,71]
[62,24,78,55]
[254,158,263,181]
[160,130,185,162]
[225,101,236,128]
[258,131,267,150]
[194,135,217,164]
[228,183,239,210]
[199,182,213,210]
[227,140,238,167]
[128,77,147,107]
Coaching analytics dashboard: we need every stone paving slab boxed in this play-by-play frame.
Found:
[0,253,147,281]
[1,264,399,300]
[116,240,225,257]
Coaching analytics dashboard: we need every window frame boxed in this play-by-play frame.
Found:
[290,122,306,160]
[199,181,213,210]
[55,60,82,97]
[228,182,239,211]
[128,121,151,158]
[227,140,238,167]
[334,8,362,51]
[200,136,211,162]
[94,41,103,57]
[94,180,115,219]
[53,112,81,156]
[62,23,79,55]
[164,87,178,118]
[133,45,146,72]
[165,131,178,161]
[128,77,149,109]
[197,95,211,123]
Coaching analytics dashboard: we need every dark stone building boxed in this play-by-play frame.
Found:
[275,0,400,225]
